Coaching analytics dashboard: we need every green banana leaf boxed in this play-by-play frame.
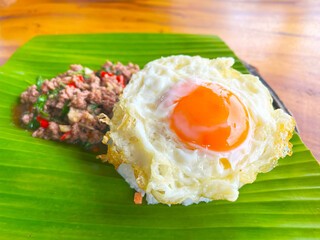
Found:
[0,33,319,239]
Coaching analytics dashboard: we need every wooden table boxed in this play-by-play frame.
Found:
[1,0,319,160]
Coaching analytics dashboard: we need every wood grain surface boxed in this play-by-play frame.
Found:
[0,0,319,160]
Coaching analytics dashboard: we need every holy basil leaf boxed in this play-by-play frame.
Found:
[36,76,45,92]
[27,114,40,130]
[89,103,99,111]
[79,141,92,149]
[39,109,49,117]
[72,69,85,75]
[34,94,48,112]
[49,88,61,99]
[59,82,67,88]
[62,100,70,115]
[95,70,102,77]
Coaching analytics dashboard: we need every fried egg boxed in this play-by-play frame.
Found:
[101,55,295,205]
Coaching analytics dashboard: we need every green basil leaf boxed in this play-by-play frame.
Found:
[39,109,49,117]
[82,141,92,149]
[95,70,102,77]
[49,88,61,99]
[89,103,99,111]
[36,76,45,92]
[59,82,67,88]
[34,94,48,111]
[27,114,40,130]
[62,100,70,115]
[72,69,85,75]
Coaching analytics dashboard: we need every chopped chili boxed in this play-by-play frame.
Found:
[36,116,49,129]
[117,75,125,88]
[78,75,84,82]
[101,71,115,77]
[106,72,114,77]
[68,83,76,88]
[60,131,71,140]
[100,71,107,77]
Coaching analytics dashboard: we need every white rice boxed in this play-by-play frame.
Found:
[117,163,212,206]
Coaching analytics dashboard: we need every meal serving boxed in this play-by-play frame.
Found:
[18,54,296,205]
[101,55,296,205]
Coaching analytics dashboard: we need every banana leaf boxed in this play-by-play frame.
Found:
[0,33,319,239]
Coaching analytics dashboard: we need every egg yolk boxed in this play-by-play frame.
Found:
[169,83,249,152]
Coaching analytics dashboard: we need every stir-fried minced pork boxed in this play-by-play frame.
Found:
[20,61,139,148]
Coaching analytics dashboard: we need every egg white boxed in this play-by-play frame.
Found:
[102,55,295,205]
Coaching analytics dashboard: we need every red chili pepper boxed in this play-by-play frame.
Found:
[117,75,125,88]
[36,116,49,129]
[101,71,115,77]
[100,71,107,77]
[106,72,114,77]
[41,120,49,128]
[68,83,76,88]
[78,75,84,82]
[60,131,71,141]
